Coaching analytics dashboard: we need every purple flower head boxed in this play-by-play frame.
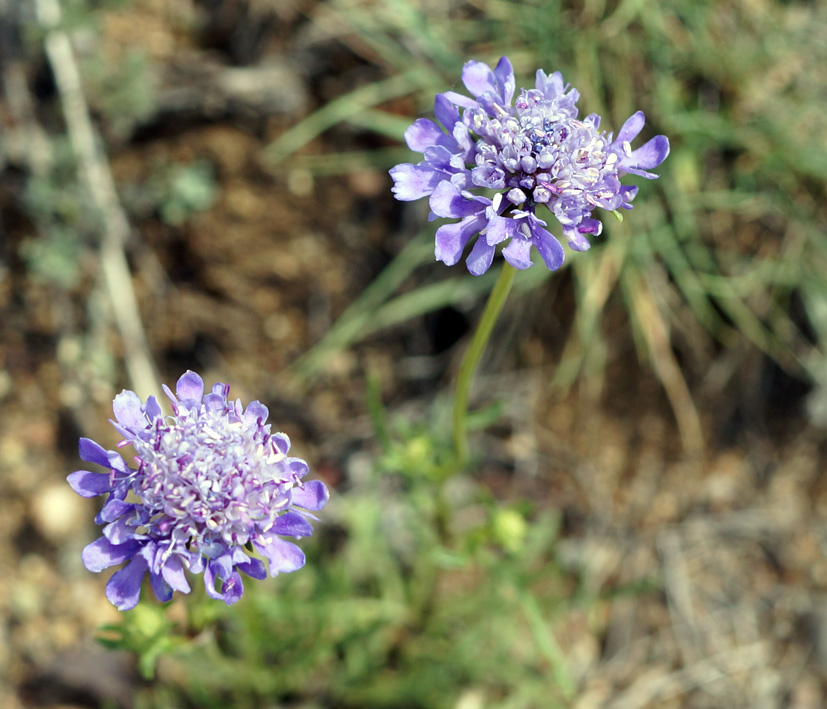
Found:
[68,371,329,611]
[390,57,669,275]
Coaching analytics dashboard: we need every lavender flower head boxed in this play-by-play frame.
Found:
[68,371,329,611]
[390,57,669,275]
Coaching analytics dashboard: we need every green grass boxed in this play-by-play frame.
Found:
[138,414,578,709]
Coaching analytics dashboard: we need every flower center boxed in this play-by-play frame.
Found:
[129,403,293,552]
[466,89,619,213]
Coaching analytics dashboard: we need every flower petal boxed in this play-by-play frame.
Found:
[485,214,519,246]
[104,518,142,545]
[405,118,447,152]
[563,225,592,252]
[112,390,145,430]
[105,554,149,611]
[82,537,141,572]
[461,60,497,98]
[235,552,267,581]
[616,111,645,144]
[150,571,174,603]
[435,217,484,266]
[532,223,566,271]
[144,395,163,421]
[176,370,204,403]
[67,470,112,498]
[622,135,670,174]
[429,181,485,219]
[434,93,460,131]
[291,480,329,511]
[466,236,496,276]
[274,511,314,538]
[161,554,191,594]
[79,438,110,467]
[502,237,534,270]
[98,499,135,524]
[442,90,478,110]
[255,535,306,575]
[493,56,515,104]
[221,571,244,605]
[390,163,445,201]
[244,400,269,424]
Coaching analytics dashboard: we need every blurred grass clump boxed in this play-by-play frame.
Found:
[282,0,827,438]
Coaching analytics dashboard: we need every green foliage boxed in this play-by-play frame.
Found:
[152,160,219,227]
[122,159,219,227]
[137,400,578,708]
[81,47,156,140]
[98,603,186,680]
[20,141,93,289]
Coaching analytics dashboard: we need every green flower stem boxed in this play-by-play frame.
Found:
[452,262,517,469]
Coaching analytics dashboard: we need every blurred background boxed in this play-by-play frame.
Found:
[1,0,827,707]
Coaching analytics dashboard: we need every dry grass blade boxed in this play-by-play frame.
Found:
[626,267,704,456]
[36,0,158,398]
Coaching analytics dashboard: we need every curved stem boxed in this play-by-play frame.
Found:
[452,262,517,469]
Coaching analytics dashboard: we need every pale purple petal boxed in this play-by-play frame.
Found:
[291,480,329,511]
[67,470,112,498]
[532,224,566,271]
[287,457,309,478]
[104,518,144,545]
[621,135,670,174]
[221,572,245,605]
[390,163,445,201]
[82,537,141,572]
[435,218,484,266]
[619,185,639,208]
[442,90,478,109]
[255,535,306,575]
[235,554,267,581]
[461,60,497,98]
[244,400,269,424]
[502,238,534,269]
[161,554,191,594]
[563,225,592,252]
[466,236,496,276]
[616,111,646,144]
[485,214,519,245]
[272,432,291,456]
[434,94,460,131]
[493,56,515,104]
[405,118,448,152]
[112,390,145,429]
[143,395,163,420]
[99,499,135,524]
[79,438,110,467]
[150,571,173,602]
[429,181,485,219]
[106,555,149,611]
[176,370,204,402]
[203,562,223,601]
[273,511,314,538]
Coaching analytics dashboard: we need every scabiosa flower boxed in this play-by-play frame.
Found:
[390,57,669,275]
[68,371,329,611]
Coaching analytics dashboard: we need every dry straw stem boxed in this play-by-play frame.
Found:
[626,267,704,456]
[36,0,159,399]
[605,642,767,709]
